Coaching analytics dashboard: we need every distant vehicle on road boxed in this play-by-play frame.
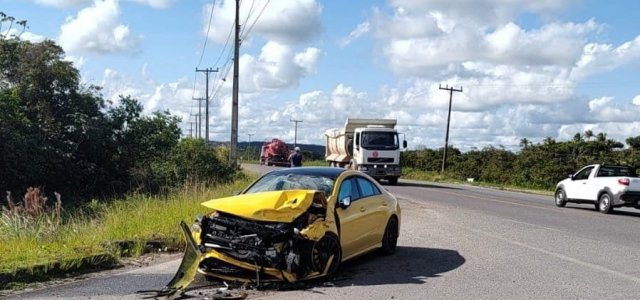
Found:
[324,118,407,185]
[259,138,291,167]
[554,164,640,213]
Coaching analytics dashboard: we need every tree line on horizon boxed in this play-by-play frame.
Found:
[402,132,640,189]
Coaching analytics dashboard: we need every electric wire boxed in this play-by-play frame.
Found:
[240,0,271,40]
[197,0,217,68]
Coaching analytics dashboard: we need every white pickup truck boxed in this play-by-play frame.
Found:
[554,164,640,213]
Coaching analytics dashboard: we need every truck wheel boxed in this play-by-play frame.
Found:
[554,189,567,207]
[598,192,614,214]
[388,177,399,185]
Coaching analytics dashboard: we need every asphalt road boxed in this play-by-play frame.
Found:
[6,164,640,299]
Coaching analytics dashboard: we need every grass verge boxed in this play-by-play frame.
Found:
[403,168,554,196]
[0,173,257,290]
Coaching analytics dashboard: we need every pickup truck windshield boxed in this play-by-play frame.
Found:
[596,166,637,177]
[361,132,399,150]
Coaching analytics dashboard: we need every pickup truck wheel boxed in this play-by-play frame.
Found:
[388,177,399,185]
[598,192,614,214]
[554,189,567,207]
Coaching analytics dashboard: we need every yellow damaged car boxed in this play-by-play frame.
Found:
[163,167,401,294]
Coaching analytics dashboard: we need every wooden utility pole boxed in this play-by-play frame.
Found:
[196,67,218,144]
[191,97,205,138]
[247,133,254,160]
[290,119,303,148]
[439,84,463,173]
[230,0,240,167]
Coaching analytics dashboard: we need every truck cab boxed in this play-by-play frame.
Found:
[351,126,405,184]
[325,119,407,185]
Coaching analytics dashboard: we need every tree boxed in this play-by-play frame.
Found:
[573,133,583,143]
[626,136,640,150]
[584,129,594,141]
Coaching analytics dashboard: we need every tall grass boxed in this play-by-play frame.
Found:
[0,175,256,279]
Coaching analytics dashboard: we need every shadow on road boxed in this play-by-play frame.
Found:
[331,246,465,286]
[394,181,461,190]
[567,205,640,218]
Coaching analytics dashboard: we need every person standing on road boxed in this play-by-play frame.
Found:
[289,146,304,167]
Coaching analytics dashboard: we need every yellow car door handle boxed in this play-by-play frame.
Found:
[382,202,388,206]
[360,207,366,212]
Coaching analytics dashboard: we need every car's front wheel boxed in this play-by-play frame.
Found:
[312,234,341,276]
[381,216,399,255]
[554,189,567,207]
[598,192,614,214]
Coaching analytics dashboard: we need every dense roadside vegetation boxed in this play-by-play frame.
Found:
[0,15,242,289]
[402,133,640,190]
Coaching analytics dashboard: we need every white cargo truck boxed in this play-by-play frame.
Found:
[325,118,407,185]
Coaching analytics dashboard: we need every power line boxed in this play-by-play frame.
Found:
[240,0,271,40]
[197,0,217,68]
[212,13,235,68]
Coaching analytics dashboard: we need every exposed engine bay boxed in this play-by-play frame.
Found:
[196,191,331,282]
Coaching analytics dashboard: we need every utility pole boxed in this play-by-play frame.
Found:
[247,133,254,161]
[290,119,303,148]
[196,67,218,144]
[188,121,194,138]
[439,84,463,173]
[230,0,240,168]
[192,97,205,139]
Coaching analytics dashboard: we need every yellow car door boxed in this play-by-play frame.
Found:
[335,176,370,259]
[354,176,389,247]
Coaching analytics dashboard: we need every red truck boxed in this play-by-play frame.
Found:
[259,138,291,167]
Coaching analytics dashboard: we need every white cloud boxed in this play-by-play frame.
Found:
[339,22,371,48]
[203,0,322,45]
[132,0,175,8]
[31,0,90,7]
[633,95,640,106]
[572,35,640,80]
[32,0,174,8]
[386,0,572,28]
[235,41,321,92]
[58,0,141,55]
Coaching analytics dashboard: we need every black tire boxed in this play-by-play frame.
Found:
[312,234,341,276]
[598,192,614,214]
[388,177,399,185]
[554,189,567,207]
[381,216,399,255]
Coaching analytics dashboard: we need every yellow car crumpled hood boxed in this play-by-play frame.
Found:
[201,190,319,223]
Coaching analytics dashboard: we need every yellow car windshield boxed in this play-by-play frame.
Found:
[244,173,335,197]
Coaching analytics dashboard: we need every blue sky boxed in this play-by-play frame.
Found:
[2,0,640,150]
